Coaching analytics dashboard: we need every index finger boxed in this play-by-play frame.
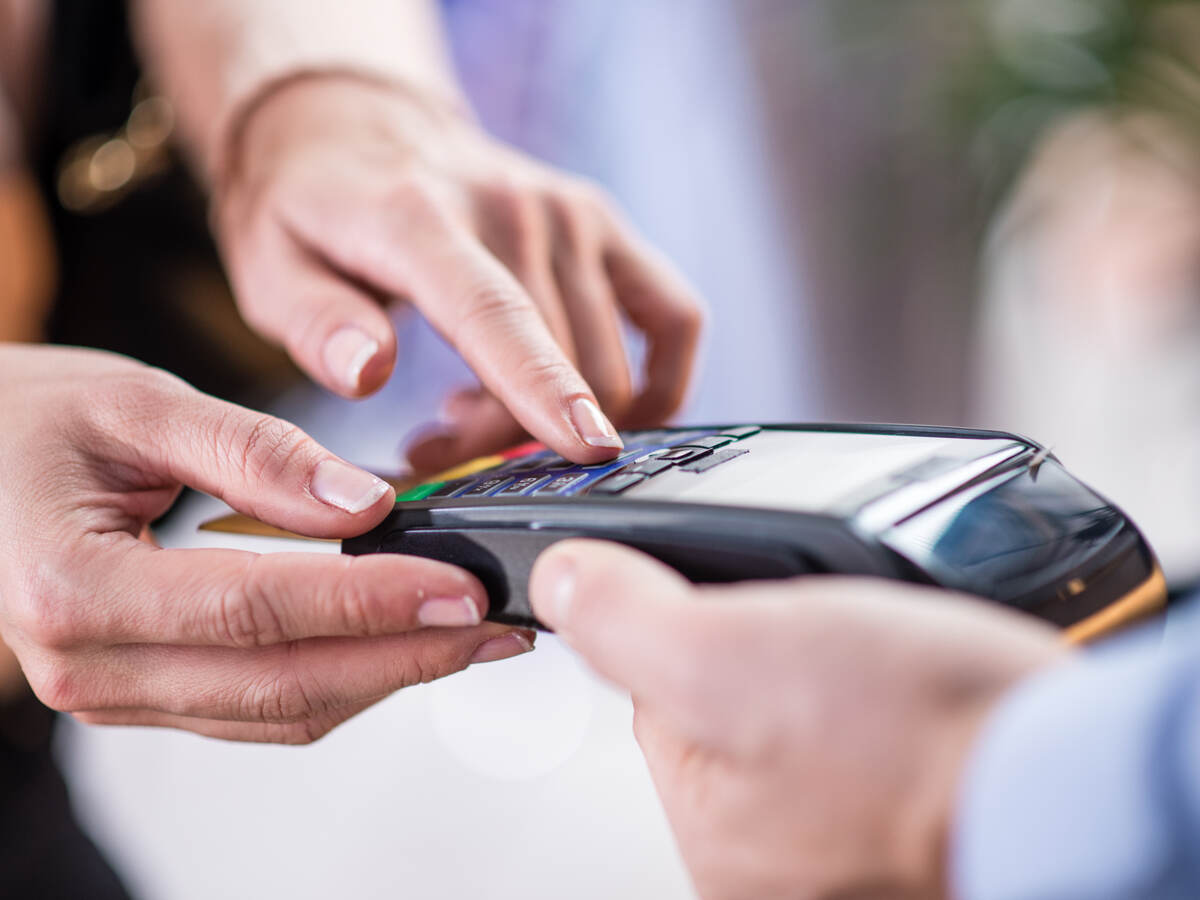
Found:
[322,190,625,465]
[406,220,627,463]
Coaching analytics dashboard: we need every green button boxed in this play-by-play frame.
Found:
[397,481,444,502]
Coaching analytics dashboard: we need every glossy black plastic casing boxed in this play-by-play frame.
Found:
[343,424,1159,630]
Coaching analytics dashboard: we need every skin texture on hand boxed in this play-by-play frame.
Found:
[530,541,1066,899]
[211,74,704,472]
[0,345,534,743]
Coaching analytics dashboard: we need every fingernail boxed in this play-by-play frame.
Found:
[469,630,536,665]
[323,326,380,392]
[310,459,391,513]
[417,596,482,627]
[570,397,623,449]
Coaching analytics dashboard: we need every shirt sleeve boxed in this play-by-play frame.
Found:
[952,600,1200,900]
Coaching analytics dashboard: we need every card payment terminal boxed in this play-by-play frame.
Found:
[343,424,1166,641]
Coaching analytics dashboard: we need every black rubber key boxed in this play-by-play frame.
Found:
[717,426,762,440]
[679,448,749,473]
[533,473,589,495]
[581,449,644,470]
[493,475,551,497]
[626,458,675,477]
[588,473,647,495]
[461,476,514,496]
[428,479,473,498]
[676,435,736,450]
[654,446,712,463]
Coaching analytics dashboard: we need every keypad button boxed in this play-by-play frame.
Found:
[493,474,550,497]
[717,425,762,440]
[533,473,589,495]
[679,447,749,473]
[460,476,514,496]
[427,479,473,498]
[588,472,647,495]
[396,482,441,502]
[497,454,551,473]
[581,448,643,470]
[652,446,712,463]
[676,434,736,450]
[625,458,675,477]
[539,456,577,472]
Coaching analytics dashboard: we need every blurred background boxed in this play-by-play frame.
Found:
[3,1,1200,898]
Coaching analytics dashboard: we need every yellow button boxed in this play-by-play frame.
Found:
[431,455,505,482]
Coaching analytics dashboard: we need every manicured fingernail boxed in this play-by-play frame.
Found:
[417,596,482,627]
[310,459,390,513]
[570,396,623,449]
[323,326,379,392]
[469,630,535,664]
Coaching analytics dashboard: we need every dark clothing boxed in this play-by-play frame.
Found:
[0,693,133,900]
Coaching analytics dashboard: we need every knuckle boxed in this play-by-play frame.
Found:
[674,295,707,337]
[218,557,286,648]
[224,413,311,486]
[544,179,612,243]
[511,353,575,393]
[454,280,533,341]
[563,177,614,217]
[11,559,82,651]
[28,660,88,712]
[401,649,459,687]
[241,658,323,724]
[389,173,448,223]
[482,180,539,229]
[331,559,384,637]
[76,367,187,446]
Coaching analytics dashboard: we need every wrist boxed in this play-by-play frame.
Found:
[211,68,474,198]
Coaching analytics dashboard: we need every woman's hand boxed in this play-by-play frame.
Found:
[211,75,704,472]
[530,541,1064,899]
[0,345,532,744]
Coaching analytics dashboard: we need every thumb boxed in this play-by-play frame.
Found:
[530,539,703,705]
[111,373,395,538]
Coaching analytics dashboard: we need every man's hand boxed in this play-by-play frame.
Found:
[0,345,533,744]
[212,75,704,471]
[530,541,1065,899]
